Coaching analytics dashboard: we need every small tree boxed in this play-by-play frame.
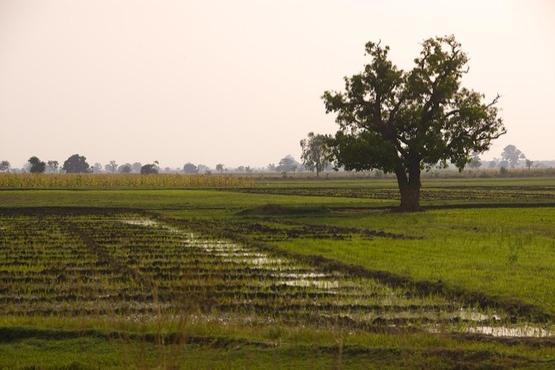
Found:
[118,163,132,173]
[46,160,59,173]
[92,163,103,173]
[277,155,299,173]
[183,163,198,174]
[501,145,525,168]
[300,132,331,177]
[140,163,159,174]
[131,162,142,173]
[525,159,534,171]
[197,164,209,174]
[105,160,118,173]
[0,161,10,173]
[215,164,224,173]
[28,156,46,173]
[62,154,90,173]
[323,36,505,211]
[468,153,482,169]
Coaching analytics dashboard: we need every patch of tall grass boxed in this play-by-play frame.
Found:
[0,173,254,189]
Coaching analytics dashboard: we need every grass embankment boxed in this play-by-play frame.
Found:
[1,317,554,369]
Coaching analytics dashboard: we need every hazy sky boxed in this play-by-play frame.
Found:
[1,0,554,168]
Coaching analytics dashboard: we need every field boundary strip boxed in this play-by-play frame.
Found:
[1,326,554,359]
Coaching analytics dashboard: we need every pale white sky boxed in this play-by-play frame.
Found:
[1,0,554,168]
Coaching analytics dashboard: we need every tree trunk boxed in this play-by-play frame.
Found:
[395,161,422,212]
[399,184,421,211]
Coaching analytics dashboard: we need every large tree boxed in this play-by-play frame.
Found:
[63,154,90,173]
[140,163,159,174]
[28,156,46,173]
[183,162,198,174]
[0,160,10,172]
[300,132,331,177]
[501,144,525,168]
[277,155,299,173]
[118,163,132,173]
[46,160,59,173]
[323,36,505,211]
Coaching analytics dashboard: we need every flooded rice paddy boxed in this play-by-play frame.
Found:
[0,213,552,338]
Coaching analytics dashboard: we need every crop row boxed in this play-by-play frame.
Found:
[0,213,510,331]
[0,173,254,189]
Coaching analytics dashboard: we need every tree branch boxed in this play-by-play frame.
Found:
[486,93,501,108]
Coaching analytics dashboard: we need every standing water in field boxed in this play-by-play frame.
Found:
[0,213,552,338]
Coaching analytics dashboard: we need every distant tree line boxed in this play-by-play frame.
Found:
[0,143,545,176]
[0,154,161,175]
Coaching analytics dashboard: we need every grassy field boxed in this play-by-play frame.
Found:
[0,176,554,369]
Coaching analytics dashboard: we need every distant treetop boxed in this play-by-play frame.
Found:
[28,156,46,173]
[63,154,90,173]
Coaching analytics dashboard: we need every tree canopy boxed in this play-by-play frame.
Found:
[277,155,299,173]
[468,152,482,169]
[0,161,9,172]
[323,35,505,210]
[183,163,198,174]
[501,145,525,168]
[62,154,90,173]
[105,160,118,173]
[140,163,159,174]
[46,160,59,173]
[300,132,331,177]
[28,156,46,173]
[118,163,132,173]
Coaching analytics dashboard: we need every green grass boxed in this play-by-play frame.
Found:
[0,189,393,209]
[4,335,541,370]
[1,317,553,370]
[1,177,554,369]
[266,208,555,315]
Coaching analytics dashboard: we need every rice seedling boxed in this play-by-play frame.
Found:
[0,212,550,337]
